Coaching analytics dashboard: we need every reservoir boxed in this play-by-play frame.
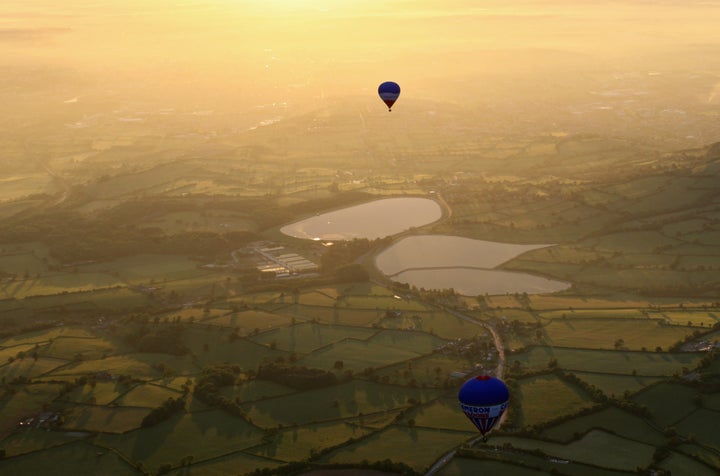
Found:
[375,235,570,296]
[280,197,442,240]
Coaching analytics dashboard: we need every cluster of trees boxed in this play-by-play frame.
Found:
[320,238,376,273]
[257,362,338,390]
[0,208,256,263]
[193,364,249,418]
[123,322,188,355]
[140,396,186,428]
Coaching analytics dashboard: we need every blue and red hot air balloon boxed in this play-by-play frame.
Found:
[458,375,509,441]
[378,81,401,111]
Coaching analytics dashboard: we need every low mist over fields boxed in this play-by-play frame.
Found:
[3,0,720,171]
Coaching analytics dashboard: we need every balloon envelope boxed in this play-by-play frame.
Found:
[458,375,509,436]
[378,81,401,111]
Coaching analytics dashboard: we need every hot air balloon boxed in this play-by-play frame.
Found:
[378,81,401,111]
[458,375,509,441]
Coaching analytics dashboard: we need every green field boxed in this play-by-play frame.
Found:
[164,452,283,476]
[297,338,427,372]
[491,430,656,470]
[183,327,286,368]
[83,254,205,282]
[62,405,149,433]
[249,421,373,461]
[141,210,257,234]
[0,428,87,459]
[541,406,666,445]
[242,381,444,428]
[674,408,720,449]
[541,319,694,350]
[0,441,138,476]
[249,322,377,354]
[631,383,700,427]
[320,426,471,471]
[60,381,128,406]
[658,451,719,476]
[514,374,596,427]
[94,411,265,474]
[407,397,475,432]
[218,379,295,402]
[2,273,124,299]
[569,372,666,397]
[508,346,704,377]
[114,383,185,408]
[372,353,474,388]
[0,357,67,381]
[205,310,294,334]
[42,336,119,360]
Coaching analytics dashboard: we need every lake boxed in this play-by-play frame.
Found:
[280,197,442,240]
[375,235,570,296]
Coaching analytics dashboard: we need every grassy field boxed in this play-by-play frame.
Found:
[538,309,648,320]
[141,210,257,234]
[248,322,378,354]
[0,440,138,476]
[541,406,666,445]
[47,355,163,379]
[249,421,373,461]
[183,327,286,369]
[540,318,694,350]
[218,379,295,402]
[94,411,265,474]
[631,383,700,428]
[507,346,704,376]
[372,353,474,388]
[296,338,428,372]
[491,430,656,470]
[320,426,472,472]
[242,381,444,428]
[441,450,636,476]
[83,254,205,282]
[674,408,720,450]
[60,381,128,406]
[407,397,475,432]
[384,310,485,340]
[114,383,185,407]
[658,451,719,476]
[3,273,125,299]
[164,451,283,476]
[62,405,149,433]
[677,443,720,471]
[41,336,119,360]
[0,428,87,458]
[0,357,67,381]
[514,374,596,428]
[568,372,666,397]
[204,310,294,334]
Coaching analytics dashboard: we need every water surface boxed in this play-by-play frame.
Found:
[281,197,442,240]
[375,235,570,295]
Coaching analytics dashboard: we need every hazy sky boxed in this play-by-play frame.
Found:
[2,1,720,147]
[4,1,719,86]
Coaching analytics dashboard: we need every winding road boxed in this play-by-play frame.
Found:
[423,307,505,476]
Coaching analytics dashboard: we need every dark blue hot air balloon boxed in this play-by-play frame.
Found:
[378,81,401,111]
[458,375,509,440]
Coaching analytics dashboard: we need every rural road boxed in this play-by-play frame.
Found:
[424,307,506,476]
